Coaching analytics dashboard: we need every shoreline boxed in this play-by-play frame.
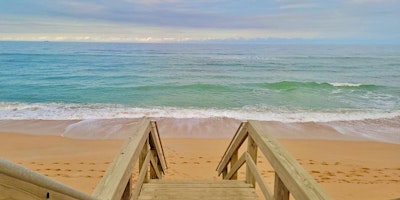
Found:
[0,117,399,143]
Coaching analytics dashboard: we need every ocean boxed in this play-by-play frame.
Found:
[0,41,399,142]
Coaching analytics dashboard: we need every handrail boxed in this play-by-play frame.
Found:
[0,119,166,200]
[0,158,98,200]
[217,121,331,200]
[93,119,167,200]
[216,121,248,176]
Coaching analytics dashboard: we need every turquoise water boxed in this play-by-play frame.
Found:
[0,41,399,121]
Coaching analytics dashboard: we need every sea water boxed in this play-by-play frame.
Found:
[0,42,399,141]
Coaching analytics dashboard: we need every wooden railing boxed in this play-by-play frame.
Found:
[217,121,331,200]
[0,158,97,200]
[0,119,167,200]
[93,119,167,200]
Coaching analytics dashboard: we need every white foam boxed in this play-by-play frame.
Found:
[328,82,362,87]
[0,102,399,122]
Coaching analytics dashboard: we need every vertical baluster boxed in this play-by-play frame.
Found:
[246,136,257,186]
[274,173,289,200]
[230,150,238,180]
[139,137,149,183]
[121,177,132,200]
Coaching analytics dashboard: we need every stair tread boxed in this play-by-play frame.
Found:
[138,180,258,200]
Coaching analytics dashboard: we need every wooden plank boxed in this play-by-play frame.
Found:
[217,122,248,175]
[140,139,149,183]
[248,121,331,200]
[131,151,152,200]
[230,150,239,179]
[148,180,248,184]
[121,178,132,200]
[150,121,167,172]
[93,119,152,200]
[0,159,96,200]
[246,153,274,200]
[142,183,252,188]
[274,173,289,200]
[225,152,246,180]
[149,150,162,179]
[246,136,257,186]
[139,188,257,198]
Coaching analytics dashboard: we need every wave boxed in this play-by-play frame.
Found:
[134,83,234,92]
[259,81,380,90]
[1,102,399,122]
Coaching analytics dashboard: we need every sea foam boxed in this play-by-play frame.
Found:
[1,102,399,123]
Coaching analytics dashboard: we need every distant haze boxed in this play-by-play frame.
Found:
[0,0,399,44]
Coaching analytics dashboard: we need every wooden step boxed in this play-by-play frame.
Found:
[138,180,258,200]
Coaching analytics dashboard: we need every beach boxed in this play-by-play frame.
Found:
[1,118,399,200]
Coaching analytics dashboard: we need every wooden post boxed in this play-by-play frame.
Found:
[274,173,289,200]
[222,167,228,179]
[230,150,238,180]
[150,150,158,179]
[121,177,132,200]
[246,136,257,186]
[139,138,149,183]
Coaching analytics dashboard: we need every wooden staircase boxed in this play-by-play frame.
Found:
[0,119,331,200]
[138,180,258,200]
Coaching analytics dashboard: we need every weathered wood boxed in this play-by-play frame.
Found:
[248,121,331,200]
[149,150,162,179]
[225,152,246,180]
[93,119,152,200]
[140,138,150,183]
[150,121,167,173]
[121,177,132,200]
[246,153,274,200]
[0,159,96,200]
[222,167,228,178]
[274,173,289,200]
[246,135,257,186]
[230,150,239,179]
[217,122,248,175]
[131,151,152,200]
[138,180,258,200]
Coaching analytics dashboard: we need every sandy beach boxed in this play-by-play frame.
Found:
[1,118,399,199]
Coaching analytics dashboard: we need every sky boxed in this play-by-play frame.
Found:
[0,0,399,43]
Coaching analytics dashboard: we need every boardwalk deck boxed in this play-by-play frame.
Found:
[138,180,258,200]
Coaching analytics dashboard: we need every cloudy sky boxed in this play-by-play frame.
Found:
[0,0,399,43]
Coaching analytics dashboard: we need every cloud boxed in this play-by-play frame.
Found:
[0,0,399,42]
[279,3,316,9]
